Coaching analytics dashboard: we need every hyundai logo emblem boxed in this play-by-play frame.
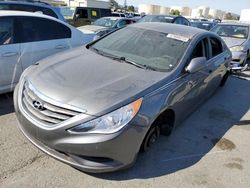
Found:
[33,100,44,110]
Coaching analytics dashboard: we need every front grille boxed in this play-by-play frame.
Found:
[21,81,82,126]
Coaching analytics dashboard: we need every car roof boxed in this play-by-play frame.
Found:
[218,22,250,27]
[0,0,54,8]
[0,10,61,22]
[129,22,207,38]
[143,14,182,18]
[101,16,134,20]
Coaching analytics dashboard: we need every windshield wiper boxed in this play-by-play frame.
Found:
[120,57,156,71]
[90,47,122,60]
[90,47,156,71]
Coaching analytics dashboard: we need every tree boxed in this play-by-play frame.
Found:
[224,12,233,20]
[127,5,135,12]
[109,0,119,9]
[170,9,180,16]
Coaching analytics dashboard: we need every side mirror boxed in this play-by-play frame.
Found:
[186,57,207,74]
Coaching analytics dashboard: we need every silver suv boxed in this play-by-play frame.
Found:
[0,0,65,21]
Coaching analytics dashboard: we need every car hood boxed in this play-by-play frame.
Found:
[221,37,246,48]
[26,47,168,116]
[77,25,108,34]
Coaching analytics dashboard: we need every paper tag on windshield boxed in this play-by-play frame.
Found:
[167,34,189,42]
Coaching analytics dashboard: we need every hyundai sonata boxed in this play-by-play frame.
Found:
[14,23,231,173]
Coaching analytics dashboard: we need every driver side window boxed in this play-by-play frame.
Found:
[191,39,208,59]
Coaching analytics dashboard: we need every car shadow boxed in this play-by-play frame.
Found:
[0,92,14,116]
[90,76,250,180]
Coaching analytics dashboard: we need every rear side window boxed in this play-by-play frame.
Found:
[8,4,58,18]
[76,8,88,19]
[16,17,71,43]
[100,9,111,17]
[210,37,223,57]
[0,17,14,45]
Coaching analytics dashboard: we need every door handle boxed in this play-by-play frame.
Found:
[2,52,18,57]
[55,45,67,49]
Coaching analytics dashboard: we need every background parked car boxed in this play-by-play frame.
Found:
[110,12,125,17]
[0,11,86,94]
[77,17,136,43]
[190,21,217,30]
[0,0,65,21]
[138,14,190,26]
[60,6,111,27]
[211,22,250,71]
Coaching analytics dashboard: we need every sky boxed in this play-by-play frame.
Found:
[114,0,250,14]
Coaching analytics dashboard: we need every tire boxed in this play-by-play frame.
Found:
[140,125,160,152]
[220,71,229,87]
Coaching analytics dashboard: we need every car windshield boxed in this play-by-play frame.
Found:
[60,7,75,18]
[94,17,119,27]
[91,27,189,72]
[138,15,173,23]
[211,25,249,39]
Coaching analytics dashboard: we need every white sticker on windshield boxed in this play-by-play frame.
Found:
[167,34,190,42]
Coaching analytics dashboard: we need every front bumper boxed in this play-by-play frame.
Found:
[229,51,248,71]
[14,84,148,173]
[231,51,247,65]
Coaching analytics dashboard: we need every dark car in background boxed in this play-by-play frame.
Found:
[0,0,65,21]
[60,6,111,27]
[190,21,217,31]
[138,14,190,26]
[77,17,136,43]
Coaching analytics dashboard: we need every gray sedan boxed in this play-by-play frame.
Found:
[14,23,231,173]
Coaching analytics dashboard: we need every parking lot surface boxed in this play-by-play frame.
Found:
[0,68,250,188]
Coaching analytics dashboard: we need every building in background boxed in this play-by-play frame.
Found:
[43,0,67,6]
[160,6,170,14]
[62,0,110,8]
[138,4,162,14]
[170,6,191,16]
[240,9,250,22]
[197,6,210,17]
[191,8,203,18]
[209,9,224,19]
[138,4,238,20]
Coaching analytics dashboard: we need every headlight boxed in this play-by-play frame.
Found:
[68,98,143,134]
[230,45,245,52]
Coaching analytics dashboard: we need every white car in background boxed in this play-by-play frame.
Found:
[0,11,87,94]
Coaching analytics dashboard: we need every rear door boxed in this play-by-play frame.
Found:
[16,16,72,70]
[0,16,22,92]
